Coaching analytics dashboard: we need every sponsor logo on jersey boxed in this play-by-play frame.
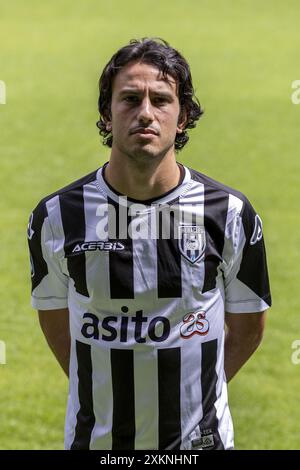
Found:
[180,310,209,339]
[81,307,171,343]
[72,241,125,253]
[178,225,206,263]
[250,214,263,245]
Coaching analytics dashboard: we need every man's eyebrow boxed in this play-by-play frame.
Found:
[119,89,142,95]
[119,88,174,98]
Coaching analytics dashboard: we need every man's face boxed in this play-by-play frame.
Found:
[106,61,185,161]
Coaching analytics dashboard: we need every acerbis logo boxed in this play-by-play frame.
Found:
[81,307,170,343]
[72,241,125,253]
[180,311,209,339]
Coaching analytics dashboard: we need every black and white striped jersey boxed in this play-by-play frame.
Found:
[27,163,271,450]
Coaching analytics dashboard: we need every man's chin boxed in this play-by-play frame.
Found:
[116,142,174,162]
[129,144,162,160]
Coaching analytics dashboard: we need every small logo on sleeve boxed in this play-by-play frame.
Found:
[250,214,263,245]
[30,253,35,278]
[27,213,35,240]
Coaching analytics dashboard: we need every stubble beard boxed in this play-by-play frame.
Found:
[115,138,175,168]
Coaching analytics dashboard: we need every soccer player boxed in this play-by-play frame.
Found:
[27,38,271,450]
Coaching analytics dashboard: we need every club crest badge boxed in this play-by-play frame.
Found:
[178,225,206,263]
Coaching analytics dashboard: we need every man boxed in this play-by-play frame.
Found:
[28,38,271,450]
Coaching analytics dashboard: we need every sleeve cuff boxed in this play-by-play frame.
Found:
[225,298,270,313]
[31,296,68,310]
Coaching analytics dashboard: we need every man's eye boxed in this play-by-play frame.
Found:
[153,97,167,105]
[124,96,139,103]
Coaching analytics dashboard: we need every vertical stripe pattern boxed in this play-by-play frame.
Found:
[28,203,48,291]
[59,188,89,297]
[157,208,182,298]
[71,341,95,450]
[199,339,224,450]
[108,197,134,299]
[158,348,181,449]
[29,166,263,450]
[111,349,136,449]
[203,187,229,293]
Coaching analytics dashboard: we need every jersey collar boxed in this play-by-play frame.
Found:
[96,162,192,207]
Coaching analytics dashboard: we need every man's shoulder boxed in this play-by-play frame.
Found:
[31,169,99,215]
[188,166,251,210]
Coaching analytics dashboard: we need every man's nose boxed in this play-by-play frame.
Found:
[137,97,154,124]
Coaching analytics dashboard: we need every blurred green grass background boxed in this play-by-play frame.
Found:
[0,0,300,449]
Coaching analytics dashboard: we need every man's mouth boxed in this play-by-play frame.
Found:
[130,127,158,136]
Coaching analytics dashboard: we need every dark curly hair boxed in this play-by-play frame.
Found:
[96,38,204,151]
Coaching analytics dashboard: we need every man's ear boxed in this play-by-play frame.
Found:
[105,120,112,132]
[103,111,112,132]
[177,109,187,134]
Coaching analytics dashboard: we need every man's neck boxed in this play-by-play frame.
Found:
[104,151,182,201]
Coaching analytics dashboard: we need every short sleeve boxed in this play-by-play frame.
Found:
[224,198,272,313]
[27,201,68,310]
